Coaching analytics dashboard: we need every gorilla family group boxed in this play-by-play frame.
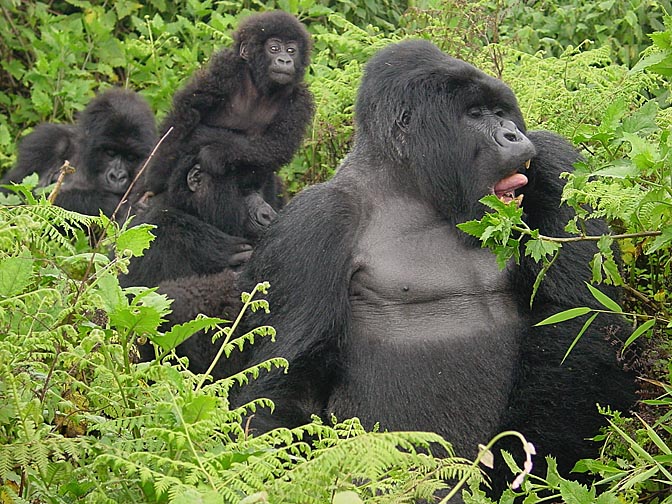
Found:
[2,10,637,495]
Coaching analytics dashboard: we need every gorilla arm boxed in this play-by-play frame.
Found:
[231,183,357,431]
[192,84,314,170]
[158,270,242,328]
[54,189,129,220]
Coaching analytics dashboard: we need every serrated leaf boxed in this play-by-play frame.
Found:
[544,457,562,487]
[525,238,560,262]
[456,219,487,237]
[535,307,592,326]
[595,492,621,504]
[151,315,227,352]
[500,450,521,474]
[97,272,126,312]
[110,305,163,334]
[558,479,594,504]
[182,395,218,424]
[0,248,33,298]
[116,223,155,257]
[585,283,622,312]
[622,100,659,136]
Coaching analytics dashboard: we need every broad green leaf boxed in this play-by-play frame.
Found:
[544,457,562,487]
[595,492,621,504]
[110,305,164,335]
[172,488,222,504]
[0,249,33,298]
[182,395,218,424]
[525,238,560,262]
[558,479,594,504]
[456,219,487,238]
[535,307,592,326]
[585,283,622,312]
[97,272,126,312]
[647,225,672,254]
[630,50,669,73]
[591,162,640,178]
[333,491,364,504]
[622,100,659,136]
[116,223,155,257]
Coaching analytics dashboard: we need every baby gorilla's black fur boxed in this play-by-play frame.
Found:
[232,40,637,494]
[121,144,277,373]
[3,88,157,219]
[136,10,314,202]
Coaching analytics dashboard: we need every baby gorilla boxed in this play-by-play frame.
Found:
[136,10,314,203]
[121,144,277,373]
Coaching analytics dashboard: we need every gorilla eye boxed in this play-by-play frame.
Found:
[494,108,506,117]
[269,44,280,53]
[467,108,483,119]
[287,46,297,54]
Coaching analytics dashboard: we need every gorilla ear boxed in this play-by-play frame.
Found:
[187,164,203,193]
[240,43,249,61]
[395,110,412,133]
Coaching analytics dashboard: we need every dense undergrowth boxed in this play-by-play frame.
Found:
[1,0,671,502]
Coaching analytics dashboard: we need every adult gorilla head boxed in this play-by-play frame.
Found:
[354,40,534,222]
[234,10,312,92]
[67,88,157,196]
[2,88,156,218]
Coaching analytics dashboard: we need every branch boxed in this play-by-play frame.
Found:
[514,227,663,243]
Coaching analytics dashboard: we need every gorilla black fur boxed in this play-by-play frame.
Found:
[136,10,314,201]
[121,143,277,371]
[233,40,637,490]
[3,88,157,218]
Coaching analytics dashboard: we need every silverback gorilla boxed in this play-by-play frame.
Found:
[135,10,314,206]
[3,88,157,218]
[234,40,636,488]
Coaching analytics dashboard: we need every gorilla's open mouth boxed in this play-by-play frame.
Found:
[493,161,530,205]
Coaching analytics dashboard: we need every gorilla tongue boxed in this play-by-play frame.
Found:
[494,173,528,204]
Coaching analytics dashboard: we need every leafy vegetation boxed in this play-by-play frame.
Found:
[1,0,671,503]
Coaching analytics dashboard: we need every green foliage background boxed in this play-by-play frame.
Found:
[1,0,672,503]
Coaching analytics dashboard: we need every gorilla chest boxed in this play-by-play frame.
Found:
[210,88,281,135]
[335,198,523,450]
[349,199,519,333]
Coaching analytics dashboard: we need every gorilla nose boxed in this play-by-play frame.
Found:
[276,56,293,68]
[256,204,277,227]
[495,120,536,160]
[495,120,527,145]
[107,167,129,190]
